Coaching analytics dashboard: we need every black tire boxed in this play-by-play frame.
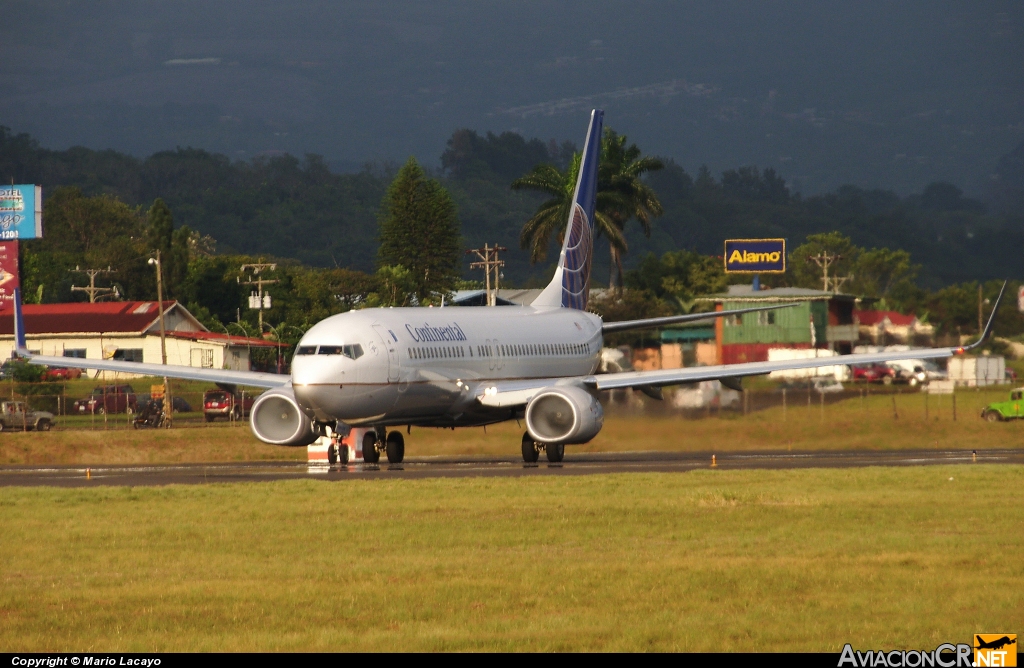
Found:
[204,414,214,423]
[985,410,1002,423]
[327,443,338,465]
[546,442,565,463]
[133,419,141,430]
[362,431,380,463]
[37,420,51,432]
[521,432,539,463]
[232,406,242,421]
[386,431,405,464]
[339,442,349,465]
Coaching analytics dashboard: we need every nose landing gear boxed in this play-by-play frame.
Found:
[521,432,565,463]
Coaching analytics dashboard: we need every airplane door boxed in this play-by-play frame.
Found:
[372,324,400,383]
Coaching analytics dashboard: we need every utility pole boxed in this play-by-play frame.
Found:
[238,261,278,331]
[806,251,850,293]
[466,244,506,306]
[70,266,119,302]
[148,252,171,427]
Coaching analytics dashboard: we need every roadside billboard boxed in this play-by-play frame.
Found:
[724,238,786,273]
[0,242,20,311]
[0,185,43,240]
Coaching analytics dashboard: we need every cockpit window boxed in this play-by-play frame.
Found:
[316,344,364,359]
[296,346,317,355]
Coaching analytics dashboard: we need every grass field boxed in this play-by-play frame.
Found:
[1,466,1021,651]
[1,386,1021,465]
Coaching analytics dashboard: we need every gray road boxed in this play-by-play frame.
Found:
[1,449,1021,487]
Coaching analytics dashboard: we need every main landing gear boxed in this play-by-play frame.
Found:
[362,429,405,464]
[521,432,564,463]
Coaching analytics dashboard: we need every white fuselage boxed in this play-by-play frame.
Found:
[290,305,603,427]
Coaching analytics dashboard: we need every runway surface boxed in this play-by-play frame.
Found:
[1,448,1022,487]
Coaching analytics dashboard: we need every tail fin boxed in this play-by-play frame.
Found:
[12,287,27,356]
[533,109,603,310]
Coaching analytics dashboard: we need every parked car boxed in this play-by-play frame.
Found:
[850,364,896,385]
[203,389,254,422]
[71,385,137,414]
[981,388,1024,422]
[41,367,83,381]
[0,400,53,431]
[885,360,947,387]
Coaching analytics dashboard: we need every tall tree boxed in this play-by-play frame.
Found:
[377,158,461,304]
[599,129,664,290]
[512,153,626,265]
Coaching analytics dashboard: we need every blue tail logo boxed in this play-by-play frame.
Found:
[13,287,26,353]
[533,109,603,311]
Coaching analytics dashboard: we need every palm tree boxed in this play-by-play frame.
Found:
[512,153,627,265]
[599,129,664,291]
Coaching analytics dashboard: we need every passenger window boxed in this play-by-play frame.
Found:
[1013,392,1022,401]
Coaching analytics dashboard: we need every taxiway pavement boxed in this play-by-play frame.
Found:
[0,448,1021,487]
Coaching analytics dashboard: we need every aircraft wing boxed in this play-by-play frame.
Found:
[586,345,955,391]
[22,353,290,389]
[477,281,1007,404]
[592,280,1007,391]
[9,287,289,389]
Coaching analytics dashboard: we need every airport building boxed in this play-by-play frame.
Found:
[0,300,281,377]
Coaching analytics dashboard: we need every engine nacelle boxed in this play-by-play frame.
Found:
[249,387,319,446]
[525,386,604,444]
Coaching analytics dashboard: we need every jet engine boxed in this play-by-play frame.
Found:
[525,386,604,444]
[249,387,320,446]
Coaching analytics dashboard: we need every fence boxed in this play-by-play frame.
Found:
[601,378,1015,425]
[1,376,258,430]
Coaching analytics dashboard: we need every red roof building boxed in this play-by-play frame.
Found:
[0,301,283,377]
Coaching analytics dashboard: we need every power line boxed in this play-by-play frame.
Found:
[238,261,278,331]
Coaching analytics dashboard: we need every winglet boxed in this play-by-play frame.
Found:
[12,287,27,357]
[960,280,1006,353]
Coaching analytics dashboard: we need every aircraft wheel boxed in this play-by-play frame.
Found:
[985,410,1002,423]
[521,432,539,463]
[545,442,565,463]
[386,431,405,464]
[361,431,380,463]
[327,443,338,465]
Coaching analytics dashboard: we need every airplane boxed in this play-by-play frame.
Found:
[975,636,1016,651]
[11,109,1007,464]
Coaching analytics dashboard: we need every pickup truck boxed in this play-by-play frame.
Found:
[981,388,1024,422]
[0,401,54,431]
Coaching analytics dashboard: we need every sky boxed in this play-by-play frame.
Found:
[1,0,1022,195]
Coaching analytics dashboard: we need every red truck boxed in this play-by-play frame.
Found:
[203,389,254,422]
